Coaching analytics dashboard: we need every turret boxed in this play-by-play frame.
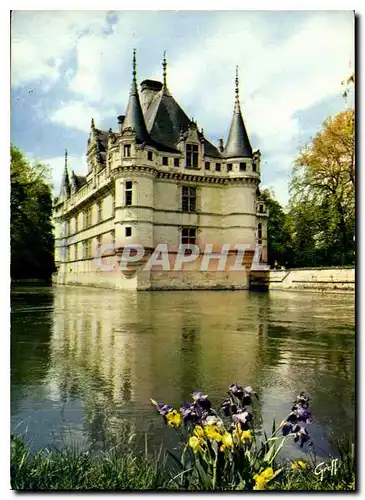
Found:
[224,67,253,158]
[121,49,150,144]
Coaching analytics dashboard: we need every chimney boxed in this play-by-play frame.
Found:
[140,79,163,112]
[218,138,224,152]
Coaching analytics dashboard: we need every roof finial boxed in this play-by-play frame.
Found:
[162,50,167,89]
[132,48,137,84]
[64,148,68,168]
[91,117,95,129]
[234,65,240,112]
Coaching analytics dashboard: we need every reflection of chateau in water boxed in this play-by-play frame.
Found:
[45,287,354,452]
[49,288,267,444]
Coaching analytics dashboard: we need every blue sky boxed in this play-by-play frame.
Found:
[11,10,354,206]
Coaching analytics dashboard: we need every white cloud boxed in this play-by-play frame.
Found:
[12,11,354,206]
[41,154,88,195]
[50,101,103,132]
[11,11,109,87]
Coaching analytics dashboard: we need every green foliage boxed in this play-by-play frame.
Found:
[10,435,355,491]
[288,109,355,267]
[261,189,293,268]
[11,435,170,490]
[11,145,55,280]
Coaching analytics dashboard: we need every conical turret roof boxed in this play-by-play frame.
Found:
[224,67,253,158]
[59,149,71,198]
[122,49,150,143]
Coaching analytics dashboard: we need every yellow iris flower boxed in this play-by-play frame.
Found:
[220,432,233,451]
[291,461,308,471]
[188,436,201,453]
[240,429,252,443]
[204,425,222,442]
[165,410,182,428]
[253,467,275,490]
[193,426,205,438]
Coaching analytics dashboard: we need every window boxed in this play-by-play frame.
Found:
[147,151,153,161]
[74,216,78,234]
[186,144,199,168]
[75,243,78,260]
[240,162,246,172]
[252,163,257,172]
[125,181,133,206]
[125,227,132,237]
[182,186,196,213]
[65,220,70,237]
[83,239,92,259]
[97,201,103,223]
[205,161,210,170]
[162,156,168,166]
[66,245,70,262]
[227,163,233,172]
[259,204,264,213]
[258,223,262,244]
[215,163,221,172]
[111,194,115,216]
[124,144,131,157]
[96,235,101,248]
[174,158,180,167]
[181,227,196,245]
[84,207,92,228]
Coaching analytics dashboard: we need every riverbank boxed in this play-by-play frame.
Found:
[250,267,355,293]
[11,436,355,491]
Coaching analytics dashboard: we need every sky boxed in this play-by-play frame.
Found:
[11,10,354,207]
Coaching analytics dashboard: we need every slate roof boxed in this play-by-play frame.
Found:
[72,172,87,190]
[144,90,190,150]
[142,87,222,157]
[122,78,150,144]
[224,73,253,158]
[224,108,253,158]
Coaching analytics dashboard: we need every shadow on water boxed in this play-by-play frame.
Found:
[11,287,354,459]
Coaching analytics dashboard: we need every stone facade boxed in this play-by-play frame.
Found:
[53,53,267,290]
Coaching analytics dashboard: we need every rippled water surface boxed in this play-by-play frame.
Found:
[11,286,355,458]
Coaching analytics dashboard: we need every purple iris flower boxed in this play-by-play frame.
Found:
[293,426,310,448]
[156,403,173,416]
[192,391,211,411]
[232,409,252,429]
[296,407,313,424]
[229,383,244,400]
[221,398,238,417]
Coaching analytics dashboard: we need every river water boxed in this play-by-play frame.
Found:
[11,286,355,459]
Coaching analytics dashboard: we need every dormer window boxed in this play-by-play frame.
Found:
[124,144,131,157]
[186,144,199,168]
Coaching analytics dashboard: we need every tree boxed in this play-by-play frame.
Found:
[261,189,293,268]
[11,146,56,280]
[289,109,355,267]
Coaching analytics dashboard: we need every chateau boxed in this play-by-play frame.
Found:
[53,51,268,290]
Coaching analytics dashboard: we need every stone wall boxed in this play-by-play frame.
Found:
[250,267,355,293]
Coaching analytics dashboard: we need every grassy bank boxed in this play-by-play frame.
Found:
[11,436,355,491]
